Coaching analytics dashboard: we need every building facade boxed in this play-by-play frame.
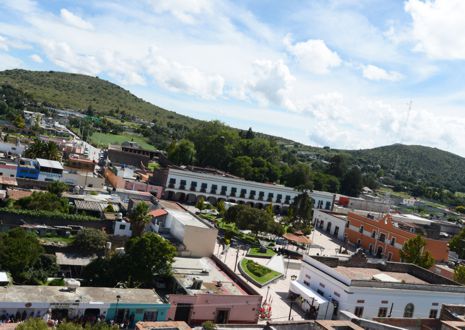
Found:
[290,252,465,321]
[345,212,449,262]
[312,210,347,241]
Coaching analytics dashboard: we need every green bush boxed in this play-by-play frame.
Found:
[246,259,271,277]
[48,278,65,286]
[0,208,99,221]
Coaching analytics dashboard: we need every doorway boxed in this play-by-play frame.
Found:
[334,226,339,237]
[51,309,69,321]
[376,246,383,258]
[174,304,192,322]
[215,309,230,324]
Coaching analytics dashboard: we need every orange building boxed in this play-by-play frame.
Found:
[345,212,449,262]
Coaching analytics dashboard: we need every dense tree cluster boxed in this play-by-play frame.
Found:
[14,191,70,213]
[83,232,176,288]
[73,228,109,255]
[224,204,283,236]
[0,228,58,284]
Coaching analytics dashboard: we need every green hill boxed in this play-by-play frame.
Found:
[2,69,465,193]
[0,69,199,129]
[347,144,465,192]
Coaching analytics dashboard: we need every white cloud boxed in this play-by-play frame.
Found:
[60,8,93,30]
[148,0,212,24]
[30,53,42,63]
[0,53,21,70]
[284,35,342,74]
[0,36,8,51]
[405,0,465,59]
[145,50,224,99]
[362,64,403,81]
[237,59,296,110]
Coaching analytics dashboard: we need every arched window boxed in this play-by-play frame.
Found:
[404,303,414,318]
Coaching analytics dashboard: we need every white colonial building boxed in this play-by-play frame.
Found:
[152,167,336,213]
[312,209,347,241]
[289,252,465,321]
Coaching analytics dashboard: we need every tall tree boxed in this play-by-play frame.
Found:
[328,154,349,178]
[287,192,313,234]
[399,235,435,269]
[15,191,70,213]
[128,202,151,236]
[73,228,108,255]
[47,181,68,197]
[0,228,44,283]
[341,166,363,197]
[284,163,313,190]
[167,139,196,165]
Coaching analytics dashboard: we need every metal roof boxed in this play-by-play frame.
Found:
[36,158,64,170]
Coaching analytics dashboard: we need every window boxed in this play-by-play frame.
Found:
[390,237,396,246]
[276,194,282,202]
[359,225,364,233]
[317,289,324,296]
[303,280,310,286]
[210,184,218,193]
[429,309,438,319]
[346,221,350,228]
[319,282,325,288]
[240,189,247,198]
[143,311,158,321]
[305,274,311,279]
[221,186,227,195]
[403,303,414,318]
[0,172,3,176]
[190,181,197,191]
[371,230,376,238]
[201,183,208,192]
[387,252,392,261]
[325,201,331,210]
[354,307,364,317]
[119,224,126,230]
[379,233,386,243]
[230,187,237,196]
[378,307,388,317]
[180,180,186,189]
[168,178,176,187]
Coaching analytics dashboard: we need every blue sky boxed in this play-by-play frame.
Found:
[1,0,465,155]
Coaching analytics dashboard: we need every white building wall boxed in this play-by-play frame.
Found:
[0,164,17,178]
[297,256,465,320]
[311,191,334,210]
[0,142,25,156]
[169,217,186,242]
[38,172,62,182]
[166,169,298,205]
[114,220,132,237]
[312,210,347,241]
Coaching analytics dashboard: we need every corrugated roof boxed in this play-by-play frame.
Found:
[74,199,104,212]
[149,209,168,218]
[36,158,64,170]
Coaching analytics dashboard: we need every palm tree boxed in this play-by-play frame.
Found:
[128,202,151,237]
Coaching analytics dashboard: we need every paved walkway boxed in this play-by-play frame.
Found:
[213,228,354,323]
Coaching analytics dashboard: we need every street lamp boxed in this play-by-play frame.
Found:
[288,295,298,321]
[114,295,121,323]
[291,274,297,281]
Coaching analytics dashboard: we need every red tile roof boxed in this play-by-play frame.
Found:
[148,209,168,218]
[283,233,311,245]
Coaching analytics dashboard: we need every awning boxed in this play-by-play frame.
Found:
[289,280,328,305]
[283,233,311,245]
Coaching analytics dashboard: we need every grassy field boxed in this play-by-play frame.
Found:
[247,247,276,258]
[39,235,75,245]
[240,258,281,284]
[90,132,155,150]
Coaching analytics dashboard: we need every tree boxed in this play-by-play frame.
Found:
[450,228,465,259]
[202,321,217,330]
[16,318,48,330]
[454,265,465,285]
[24,139,62,160]
[217,200,225,216]
[287,192,313,234]
[283,163,313,190]
[456,206,465,214]
[128,202,151,237]
[15,191,70,213]
[125,232,177,282]
[341,166,363,197]
[83,233,176,288]
[47,181,68,197]
[328,154,349,178]
[196,196,205,210]
[224,204,278,235]
[399,235,435,269]
[167,139,196,165]
[14,114,26,128]
[73,228,108,255]
[0,228,44,283]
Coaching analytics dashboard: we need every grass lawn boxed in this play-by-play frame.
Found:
[90,132,155,150]
[240,258,281,285]
[39,235,75,245]
[247,247,276,258]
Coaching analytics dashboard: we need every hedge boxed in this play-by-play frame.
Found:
[0,208,99,222]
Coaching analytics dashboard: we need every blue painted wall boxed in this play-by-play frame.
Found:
[106,303,170,328]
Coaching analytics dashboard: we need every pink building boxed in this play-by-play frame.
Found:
[167,256,262,325]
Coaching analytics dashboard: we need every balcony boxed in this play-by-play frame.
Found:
[179,185,186,190]
[240,194,246,198]
[168,183,175,188]
[190,187,197,192]
[220,191,227,196]
[230,192,236,197]
[200,188,207,193]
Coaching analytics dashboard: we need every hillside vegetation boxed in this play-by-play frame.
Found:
[347,144,465,193]
[2,69,465,197]
[0,69,199,128]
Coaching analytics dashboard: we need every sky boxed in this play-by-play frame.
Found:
[1,0,465,155]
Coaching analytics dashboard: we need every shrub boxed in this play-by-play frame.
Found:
[246,259,271,278]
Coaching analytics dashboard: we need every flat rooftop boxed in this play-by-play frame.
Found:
[334,266,428,284]
[37,158,64,170]
[173,257,248,296]
[0,286,163,304]
[158,200,210,229]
